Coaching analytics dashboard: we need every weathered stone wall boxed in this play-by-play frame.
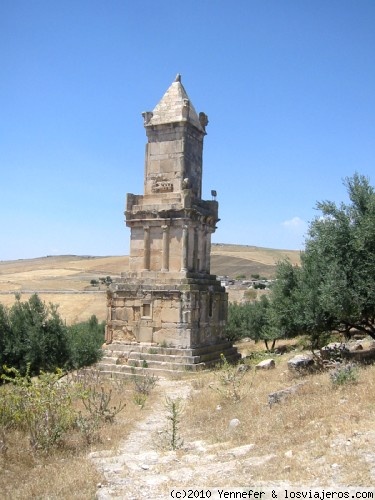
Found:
[106,276,228,348]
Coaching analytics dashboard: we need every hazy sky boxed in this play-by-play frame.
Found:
[1,1,374,260]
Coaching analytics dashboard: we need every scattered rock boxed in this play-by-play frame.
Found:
[349,343,364,351]
[274,344,293,355]
[242,454,276,467]
[268,382,306,407]
[226,444,255,457]
[320,343,349,360]
[229,418,240,429]
[185,440,207,453]
[287,354,314,371]
[237,363,250,372]
[320,339,375,364]
[284,450,293,458]
[256,359,275,370]
[343,345,375,363]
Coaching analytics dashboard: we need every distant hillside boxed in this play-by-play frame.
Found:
[211,243,300,278]
[0,244,301,323]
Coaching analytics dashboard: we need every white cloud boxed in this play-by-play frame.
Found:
[282,216,306,229]
[280,217,308,250]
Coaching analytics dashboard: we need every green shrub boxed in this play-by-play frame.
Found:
[66,315,104,369]
[330,363,358,386]
[158,397,184,450]
[0,365,128,453]
[1,365,75,451]
[2,294,69,377]
[0,297,105,376]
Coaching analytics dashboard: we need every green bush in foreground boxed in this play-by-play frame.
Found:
[0,366,128,453]
[1,366,75,451]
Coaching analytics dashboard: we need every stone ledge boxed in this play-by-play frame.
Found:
[97,341,241,378]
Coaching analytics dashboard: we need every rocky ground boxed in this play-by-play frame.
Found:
[89,376,375,500]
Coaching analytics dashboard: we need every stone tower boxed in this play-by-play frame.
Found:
[104,75,239,370]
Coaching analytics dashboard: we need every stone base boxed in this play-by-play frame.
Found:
[106,273,229,348]
[96,341,241,379]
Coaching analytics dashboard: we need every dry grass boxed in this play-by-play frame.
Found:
[1,350,375,496]
[0,440,100,500]
[0,255,127,323]
[0,292,107,325]
[183,353,375,486]
[211,243,301,263]
[0,245,301,323]
[0,374,159,499]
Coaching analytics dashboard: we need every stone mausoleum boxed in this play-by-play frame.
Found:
[101,75,239,374]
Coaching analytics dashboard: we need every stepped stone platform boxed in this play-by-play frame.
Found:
[102,77,239,375]
[96,341,241,379]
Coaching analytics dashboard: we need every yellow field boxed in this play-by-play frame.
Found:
[0,245,300,324]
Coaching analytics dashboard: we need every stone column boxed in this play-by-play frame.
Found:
[181,224,189,271]
[205,230,212,273]
[193,226,199,271]
[143,225,150,270]
[199,227,207,273]
[161,225,169,271]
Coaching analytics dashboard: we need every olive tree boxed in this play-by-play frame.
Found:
[300,173,375,340]
[5,294,70,376]
[266,174,375,348]
[226,297,282,350]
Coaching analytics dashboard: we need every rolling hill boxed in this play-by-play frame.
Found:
[0,244,301,324]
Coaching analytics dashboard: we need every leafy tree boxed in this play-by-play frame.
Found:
[0,295,104,376]
[269,174,375,348]
[226,297,280,349]
[267,259,302,339]
[226,302,249,341]
[0,304,11,374]
[5,294,69,376]
[301,174,375,341]
[4,294,30,373]
[247,295,277,350]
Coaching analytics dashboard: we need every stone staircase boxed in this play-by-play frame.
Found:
[96,341,241,379]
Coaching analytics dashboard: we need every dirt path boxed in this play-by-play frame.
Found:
[89,378,194,499]
[89,378,375,500]
[89,378,294,499]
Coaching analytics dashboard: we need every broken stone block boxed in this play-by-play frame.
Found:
[287,354,314,371]
[255,359,275,370]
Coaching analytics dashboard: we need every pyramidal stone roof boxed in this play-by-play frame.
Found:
[146,74,205,132]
